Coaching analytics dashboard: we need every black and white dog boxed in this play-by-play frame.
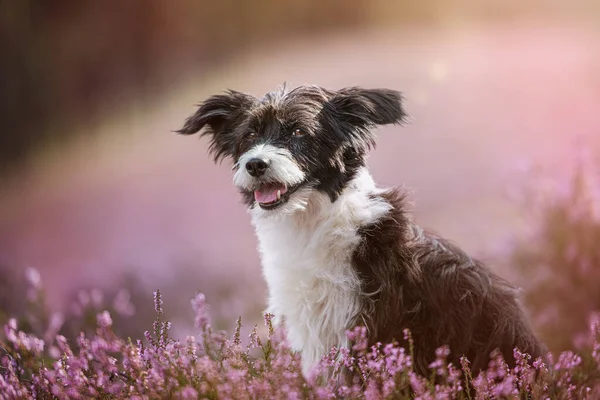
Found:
[177,85,545,376]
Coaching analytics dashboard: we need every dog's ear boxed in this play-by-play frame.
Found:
[176,90,255,162]
[330,87,406,128]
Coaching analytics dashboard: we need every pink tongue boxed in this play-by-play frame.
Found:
[254,183,288,204]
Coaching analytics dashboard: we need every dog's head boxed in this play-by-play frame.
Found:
[177,85,406,215]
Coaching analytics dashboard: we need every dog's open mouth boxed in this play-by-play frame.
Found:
[254,182,302,210]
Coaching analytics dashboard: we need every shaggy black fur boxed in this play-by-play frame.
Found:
[354,189,546,376]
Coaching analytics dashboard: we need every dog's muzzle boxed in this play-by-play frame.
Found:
[233,144,307,210]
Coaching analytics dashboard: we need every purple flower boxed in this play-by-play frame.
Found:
[191,293,210,329]
[4,270,600,399]
[113,289,136,317]
[178,386,198,399]
[25,267,42,290]
[96,310,113,328]
[153,289,164,315]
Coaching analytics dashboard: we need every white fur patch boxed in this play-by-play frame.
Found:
[250,168,392,375]
[233,144,305,190]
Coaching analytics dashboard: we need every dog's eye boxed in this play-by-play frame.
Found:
[291,128,305,137]
[246,132,257,139]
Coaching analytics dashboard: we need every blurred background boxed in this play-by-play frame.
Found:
[1,1,599,352]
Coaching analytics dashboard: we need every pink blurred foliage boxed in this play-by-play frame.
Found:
[509,146,600,353]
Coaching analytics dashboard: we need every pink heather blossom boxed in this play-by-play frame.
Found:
[96,310,113,328]
[191,292,211,329]
[153,289,164,315]
[3,267,600,398]
[113,289,136,317]
[24,267,42,290]
[77,290,91,308]
[178,386,198,399]
[555,351,582,371]
[90,288,104,308]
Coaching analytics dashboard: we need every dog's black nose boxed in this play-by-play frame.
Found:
[245,158,269,177]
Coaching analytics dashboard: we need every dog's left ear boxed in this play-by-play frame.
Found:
[330,87,407,128]
[176,90,256,162]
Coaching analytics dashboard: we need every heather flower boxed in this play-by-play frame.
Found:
[3,268,600,399]
[4,318,45,356]
[77,290,91,308]
[555,351,582,371]
[178,386,198,399]
[428,345,451,376]
[113,289,136,317]
[90,288,104,308]
[25,267,41,290]
[513,348,535,393]
[346,325,368,354]
[364,379,381,399]
[153,289,164,315]
[191,292,210,329]
[44,312,64,343]
[96,310,113,328]
[408,371,428,396]
[249,324,263,349]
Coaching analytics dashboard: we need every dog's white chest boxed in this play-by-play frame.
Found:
[255,211,363,375]
[250,172,392,375]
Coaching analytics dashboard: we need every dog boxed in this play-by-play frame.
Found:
[177,84,545,377]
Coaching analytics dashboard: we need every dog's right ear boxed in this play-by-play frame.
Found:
[330,87,407,127]
[324,87,407,151]
[176,90,255,162]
